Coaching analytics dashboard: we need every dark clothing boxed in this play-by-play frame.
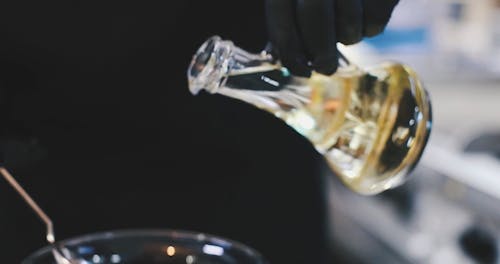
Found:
[0,1,328,263]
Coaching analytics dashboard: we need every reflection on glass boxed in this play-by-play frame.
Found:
[23,230,267,264]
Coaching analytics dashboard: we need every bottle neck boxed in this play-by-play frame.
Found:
[188,36,275,95]
[188,36,315,114]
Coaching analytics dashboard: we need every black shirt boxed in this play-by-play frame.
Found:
[0,1,328,263]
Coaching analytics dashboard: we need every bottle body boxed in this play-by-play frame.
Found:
[188,36,432,195]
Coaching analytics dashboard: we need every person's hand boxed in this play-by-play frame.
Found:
[266,0,400,76]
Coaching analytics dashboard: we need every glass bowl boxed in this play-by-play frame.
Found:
[22,229,267,264]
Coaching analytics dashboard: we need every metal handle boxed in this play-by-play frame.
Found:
[0,167,55,244]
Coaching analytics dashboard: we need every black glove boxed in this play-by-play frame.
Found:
[266,0,400,76]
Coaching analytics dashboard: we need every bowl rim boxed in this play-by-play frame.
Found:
[22,228,267,263]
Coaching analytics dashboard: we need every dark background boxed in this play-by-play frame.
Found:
[0,1,331,263]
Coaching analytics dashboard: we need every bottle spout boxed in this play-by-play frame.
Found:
[187,36,234,95]
[187,36,302,114]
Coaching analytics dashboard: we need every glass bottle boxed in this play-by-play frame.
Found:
[187,36,432,195]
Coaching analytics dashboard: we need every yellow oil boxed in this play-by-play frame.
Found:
[224,63,431,194]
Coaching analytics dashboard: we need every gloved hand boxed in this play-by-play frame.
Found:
[266,0,400,76]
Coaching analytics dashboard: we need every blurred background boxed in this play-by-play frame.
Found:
[1,0,500,263]
[330,0,500,263]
